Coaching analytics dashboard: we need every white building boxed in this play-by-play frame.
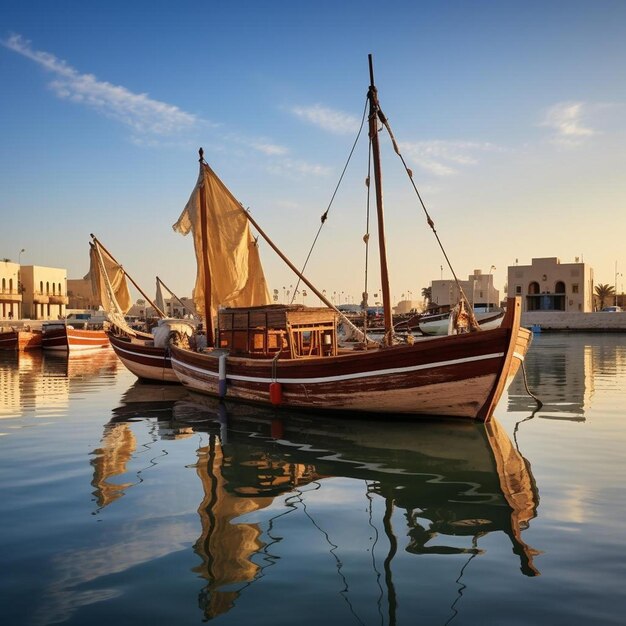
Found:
[430,269,499,311]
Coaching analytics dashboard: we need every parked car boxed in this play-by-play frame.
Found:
[601,306,623,312]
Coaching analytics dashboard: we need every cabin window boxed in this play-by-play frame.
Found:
[572,284,579,294]
[515,285,522,294]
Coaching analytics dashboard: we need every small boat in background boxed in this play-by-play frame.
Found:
[88,235,199,382]
[416,309,505,336]
[0,327,42,351]
[42,314,109,352]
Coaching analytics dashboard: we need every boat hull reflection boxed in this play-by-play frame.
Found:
[174,394,541,577]
[100,390,541,620]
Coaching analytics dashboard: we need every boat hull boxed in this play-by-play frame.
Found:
[42,325,110,352]
[171,298,530,421]
[418,310,505,336]
[108,333,177,382]
[0,329,42,351]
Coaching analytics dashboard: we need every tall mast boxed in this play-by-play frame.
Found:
[198,148,214,346]
[368,54,393,346]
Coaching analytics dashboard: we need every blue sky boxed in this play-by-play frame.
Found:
[2,0,625,305]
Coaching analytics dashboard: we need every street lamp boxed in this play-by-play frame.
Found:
[488,266,496,311]
[18,248,25,264]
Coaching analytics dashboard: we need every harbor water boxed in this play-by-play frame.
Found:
[1,333,625,625]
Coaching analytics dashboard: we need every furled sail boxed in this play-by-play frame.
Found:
[172,162,271,324]
[88,242,133,316]
[155,278,166,315]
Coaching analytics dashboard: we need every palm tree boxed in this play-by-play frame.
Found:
[594,284,615,310]
[421,286,432,305]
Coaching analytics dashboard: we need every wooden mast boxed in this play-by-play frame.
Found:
[367,54,393,346]
[198,148,214,346]
[90,234,166,318]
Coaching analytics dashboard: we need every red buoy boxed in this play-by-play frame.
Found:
[269,382,282,406]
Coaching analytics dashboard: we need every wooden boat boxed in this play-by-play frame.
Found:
[41,317,109,352]
[107,320,195,383]
[0,327,42,351]
[169,56,533,421]
[88,236,198,382]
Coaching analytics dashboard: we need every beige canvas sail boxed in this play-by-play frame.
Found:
[172,162,271,325]
[88,242,133,316]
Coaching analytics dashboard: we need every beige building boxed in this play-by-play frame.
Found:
[0,260,22,320]
[127,296,197,320]
[67,277,101,310]
[20,265,69,320]
[507,257,594,312]
[431,269,499,312]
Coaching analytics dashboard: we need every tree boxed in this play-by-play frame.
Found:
[421,286,432,304]
[594,284,615,310]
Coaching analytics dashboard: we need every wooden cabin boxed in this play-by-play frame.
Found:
[217,305,338,358]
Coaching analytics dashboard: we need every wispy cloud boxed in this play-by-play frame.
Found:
[542,101,595,147]
[400,140,501,176]
[3,33,198,135]
[250,141,289,156]
[290,104,360,135]
[2,34,334,176]
[266,158,331,177]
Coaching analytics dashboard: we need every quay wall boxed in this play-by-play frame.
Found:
[521,311,626,332]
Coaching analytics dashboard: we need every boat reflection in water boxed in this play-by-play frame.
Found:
[96,390,541,622]
[0,349,119,420]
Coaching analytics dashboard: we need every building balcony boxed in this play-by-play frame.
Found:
[49,295,69,305]
[0,291,22,303]
[33,293,50,304]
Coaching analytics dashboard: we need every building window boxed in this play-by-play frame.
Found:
[515,285,522,294]
[572,284,579,294]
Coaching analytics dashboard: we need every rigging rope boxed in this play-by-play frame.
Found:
[374,106,479,328]
[290,97,369,304]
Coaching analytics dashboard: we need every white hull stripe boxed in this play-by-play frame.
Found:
[113,343,170,363]
[172,351,505,385]
[513,351,525,361]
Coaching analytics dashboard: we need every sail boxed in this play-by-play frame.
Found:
[88,242,133,316]
[155,278,166,315]
[172,162,271,323]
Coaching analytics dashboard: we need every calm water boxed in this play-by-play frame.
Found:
[1,333,625,625]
